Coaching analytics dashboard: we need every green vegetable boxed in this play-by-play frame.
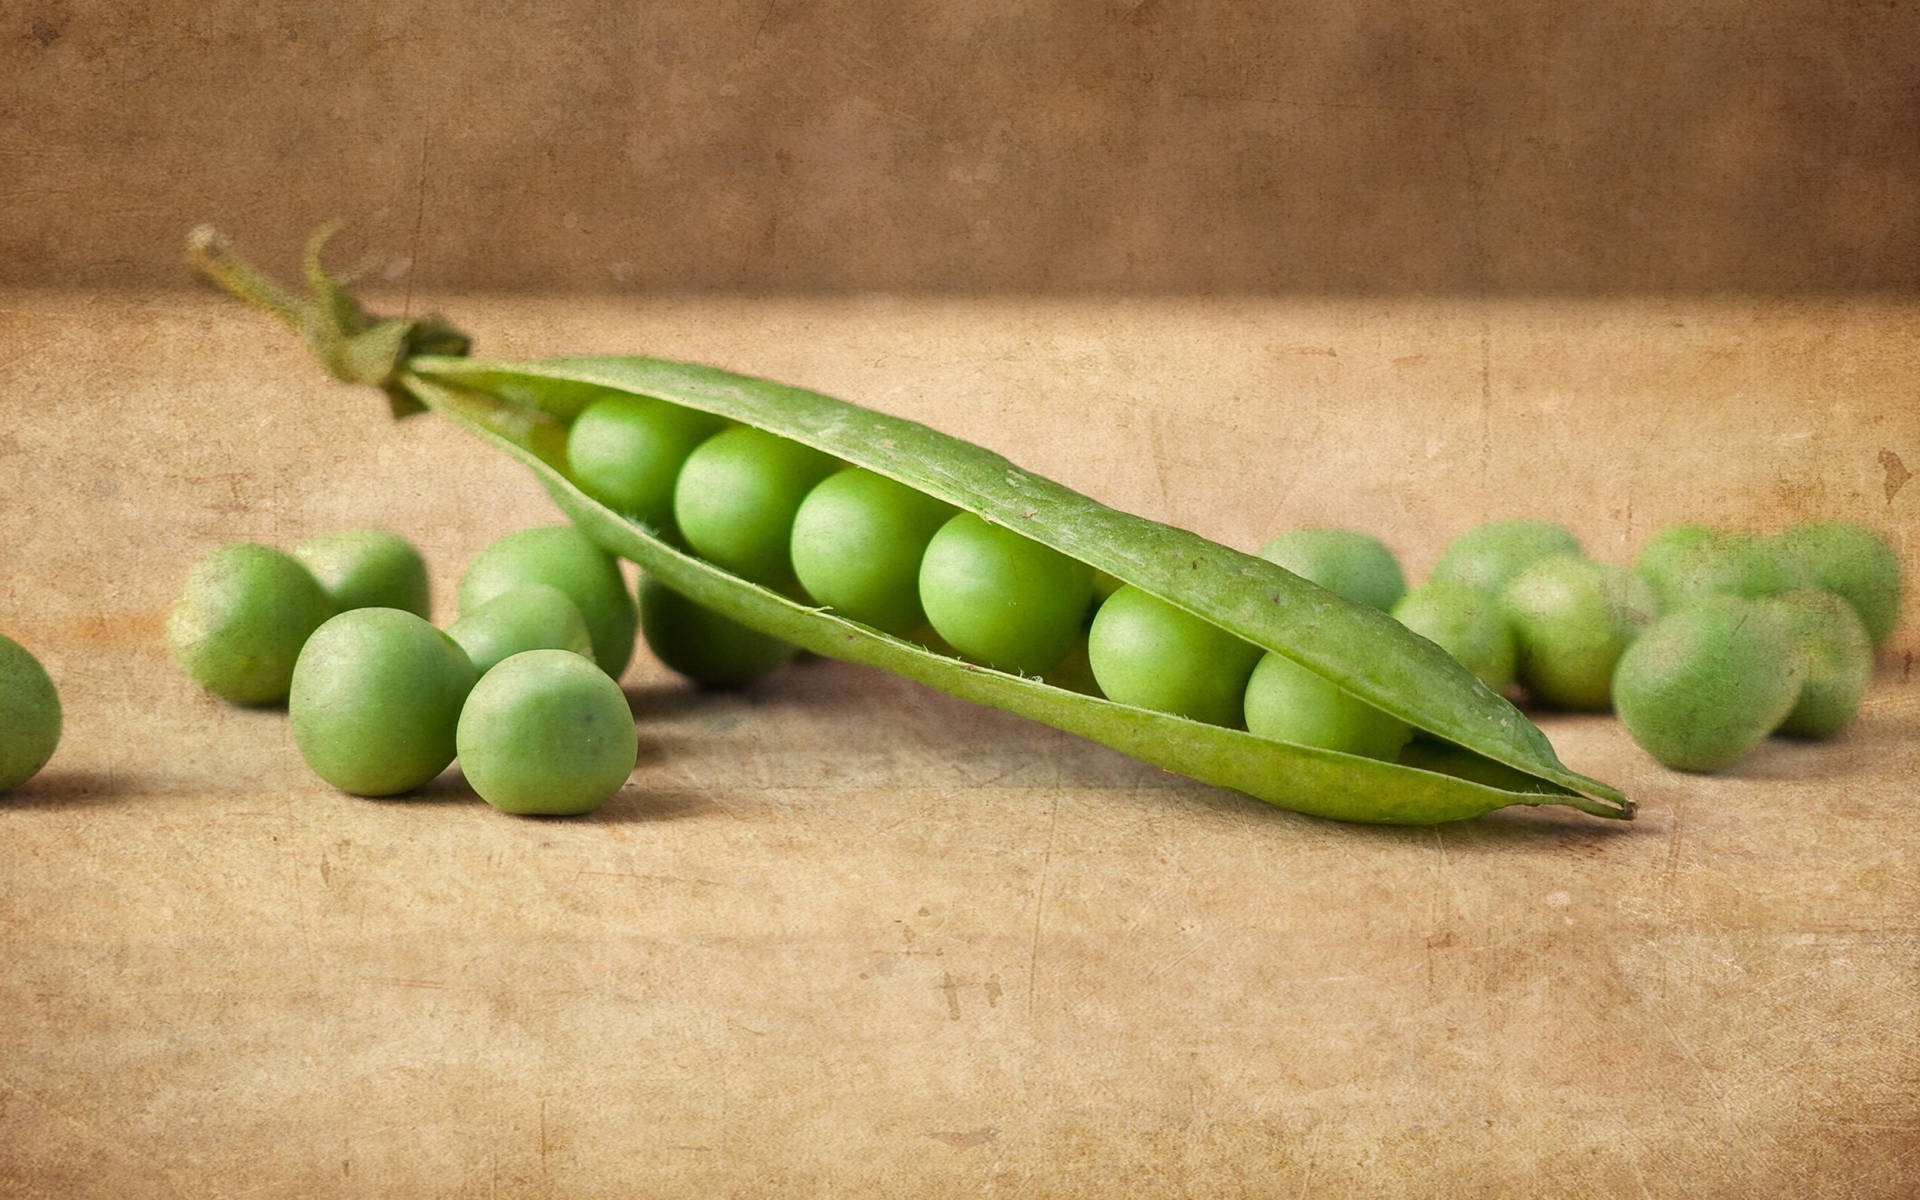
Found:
[1772,521,1902,648]
[1086,585,1264,726]
[1635,529,1801,609]
[1242,652,1413,761]
[791,467,957,635]
[289,607,478,795]
[1257,529,1406,612]
[184,227,1635,825]
[1762,588,1874,738]
[673,425,840,590]
[1501,555,1657,710]
[167,542,337,705]
[565,393,727,537]
[0,634,61,791]
[639,577,796,688]
[919,512,1094,678]
[446,583,595,677]
[1390,580,1516,693]
[458,525,637,678]
[457,649,637,816]
[292,527,431,617]
[1612,595,1801,771]
[1429,520,1581,597]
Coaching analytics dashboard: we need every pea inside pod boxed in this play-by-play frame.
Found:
[186,227,1634,826]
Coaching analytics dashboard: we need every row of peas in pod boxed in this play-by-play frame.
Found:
[1265,519,1900,773]
[563,395,1417,762]
[167,527,638,815]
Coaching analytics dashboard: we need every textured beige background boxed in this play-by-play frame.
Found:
[2,291,1917,1196]
[5,0,1919,291]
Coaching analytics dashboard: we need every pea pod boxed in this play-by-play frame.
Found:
[187,227,1633,825]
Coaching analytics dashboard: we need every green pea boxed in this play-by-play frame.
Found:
[1430,520,1582,596]
[1772,521,1902,648]
[1085,585,1264,726]
[1762,588,1874,738]
[289,608,478,795]
[918,512,1093,677]
[1390,580,1516,692]
[1501,554,1657,710]
[292,527,431,617]
[167,542,338,705]
[457,525,637,678]
[790,468,957,634]
[446,583,594,678]
[565,394,727,536]
[1242,652,1413,761]
[0,635,61,792]
[1257,529,1406,612]
[673,426,841,590]
[1612,594,1802,771]
[457,649,637,816]
[639,577,796,688]
[1636,529,1803,609]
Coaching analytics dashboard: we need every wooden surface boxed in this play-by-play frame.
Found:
[2,291,1917,1197]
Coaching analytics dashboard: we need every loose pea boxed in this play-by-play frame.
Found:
[292,527,431,617]
[167,543,338,705]
[1501,554,1657,710]
[1772,521,1902,648]
[446,583,595,677]
[457,525,637,677]
[639,577,796,688]
[1430,520,1582,597]
[1390,580,1516,692]
[1636,529,1803,609]
[1612,594,1801,771]
[289,608,478,795]
[1085,585,1264,726]
[1242,652,1413,761]
[790,468,957,634]
[918,512,1093,677]
[673,426,841,590]
[565,394,728,537]
[0,634,61,791]
[456,649,637,816]
[1762,588,1874,738]
[1257,529,1406,612]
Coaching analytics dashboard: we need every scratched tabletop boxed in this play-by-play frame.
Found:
[2,291,1916,1198]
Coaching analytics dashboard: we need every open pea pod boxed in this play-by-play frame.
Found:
[188,226,1633,825]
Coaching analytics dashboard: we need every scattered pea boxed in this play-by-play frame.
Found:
[1763,588,1874,738]
[457,525,637,678]
[1257,528,1406,612]
[1429,520,1582,597]
[1501,554,1657,710]
[457,649,637,816]
[918,512,1093,677]
[289,608,478,795]
[1390,580,1516,692]
[0,634,61,792]
[673,426,841,590]
[1772,521,1902,648]
[1242,652,1413,761]
[1086,585,1263,726]
[167,543,338,705]
[565,394,728,537]
[1612,594,1801,772]
[446,583,595,677]
[790,467,957,634]
[639,577,796,688]
[292,527,431,617]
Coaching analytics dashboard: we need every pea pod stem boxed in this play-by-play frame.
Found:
[188,226,1635,826]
